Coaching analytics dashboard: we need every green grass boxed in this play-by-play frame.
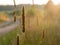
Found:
[0,20,6,24]
[0,26,22,45]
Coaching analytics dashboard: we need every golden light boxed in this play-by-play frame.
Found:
[0,0,60,5]
[52,0,60,5]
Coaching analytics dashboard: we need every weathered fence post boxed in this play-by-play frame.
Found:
[22,6,25,33]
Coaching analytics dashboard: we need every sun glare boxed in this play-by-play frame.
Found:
[52,0,60,5]
[0,0,60,5]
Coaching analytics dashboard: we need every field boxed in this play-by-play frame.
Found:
[0,6,60,45]
[19,7,60,45]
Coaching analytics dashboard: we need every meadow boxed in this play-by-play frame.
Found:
[19,6,60,45]
[0,6,60,45]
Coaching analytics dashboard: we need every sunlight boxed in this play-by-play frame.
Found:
[0,0,60,5]
[52,0,60,5]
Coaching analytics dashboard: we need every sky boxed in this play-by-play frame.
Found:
[0,0,60,5]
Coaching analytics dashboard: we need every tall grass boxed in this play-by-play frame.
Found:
[19,6,60,45]
[0,6,60,45]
